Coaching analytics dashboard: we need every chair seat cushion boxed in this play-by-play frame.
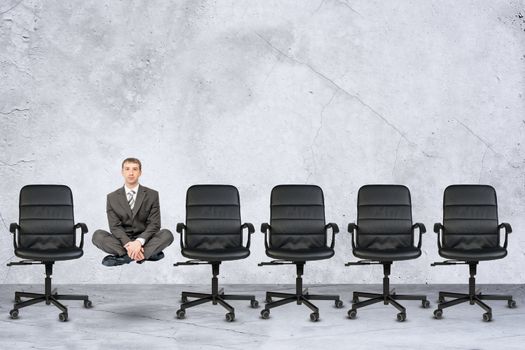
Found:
[181,247,250,261]
[266,247,334,261]
[353,247,421,261]
[439,247,507,261]
[15,247,83,261]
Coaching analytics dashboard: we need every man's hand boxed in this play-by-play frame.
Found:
[124,240,144,261]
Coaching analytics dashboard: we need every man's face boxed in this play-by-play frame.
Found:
[122,161,141,187]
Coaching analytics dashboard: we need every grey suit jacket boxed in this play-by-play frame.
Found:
[106,185,161,245]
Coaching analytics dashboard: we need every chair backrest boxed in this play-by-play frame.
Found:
[356,185,413,250]
[442,185,499,250]
[18,185,76,250]
[185,185,242,250]
[269,185,326,250]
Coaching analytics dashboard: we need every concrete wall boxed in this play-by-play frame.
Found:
[1,0,524,284]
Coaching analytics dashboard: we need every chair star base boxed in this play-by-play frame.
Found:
[175,262,258,322]
[347,262,429,322]
[9,262,91,322]
[261,263,343,322]
[434,262,516,322]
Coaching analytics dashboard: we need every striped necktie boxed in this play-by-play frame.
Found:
[127,190,136,210]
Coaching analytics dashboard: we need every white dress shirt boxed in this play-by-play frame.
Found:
[124,184,145,246]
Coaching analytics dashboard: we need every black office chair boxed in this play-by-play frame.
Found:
[174,185,258,322]
[432,184,516,321]
[346,185,429,322]
[259,185,343,322]
[7,185,91,321]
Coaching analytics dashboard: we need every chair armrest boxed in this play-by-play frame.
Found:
[325,223,339,249]
[241,223,255,249]
[261,223,271,250]
[412,223,426,249]
[499,222,512,234]
[347,223,357,249]
[413,223,426,234]
[10,223,19,234]
[9,223,19,249]
[325,223,339,234]
[176,223,186,234]
[242,223,255,234]
[74,223,88,234]
[499,222,512,249]
[434,223,444,249]
[176,223,187,248]
[74,223,89,249]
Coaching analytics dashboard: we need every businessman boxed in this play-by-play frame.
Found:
[92,158,174,266]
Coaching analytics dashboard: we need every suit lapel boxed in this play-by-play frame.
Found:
[117,187,133,217]
[132,186,147,219]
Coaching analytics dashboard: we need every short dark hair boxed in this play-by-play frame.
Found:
[122,158,142,170]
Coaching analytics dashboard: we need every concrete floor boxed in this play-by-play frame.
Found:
[0,284,524,349]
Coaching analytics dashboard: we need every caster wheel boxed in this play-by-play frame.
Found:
[176,309,186,319]
[59,312,68,322]
[508,300,517,308]
[83,300,93,308]
[397,312,406,322]
[9,309,19,319]
[422,300,430,308]
[261,309,270,319]
[433,309,443,319]
[347,309,357,319]
[225,312,235,322]
[483,312,492,322]
[335,299,344,308]
[310,312,319,322]
[250,299,259,308]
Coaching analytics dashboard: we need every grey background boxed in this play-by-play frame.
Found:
[1,0,524,284]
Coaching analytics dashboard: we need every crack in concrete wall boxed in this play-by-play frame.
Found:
[0,159,35,167]
[456,119,521,170]
[255,31,413,146]
[0,211,9,231]
[392,137,402,177]
[456,119,496,153]
[307,90,338,182]
[0,0,24,16]
[315,0,361,16]
[479,147,489,183]
[0,108,29,115]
